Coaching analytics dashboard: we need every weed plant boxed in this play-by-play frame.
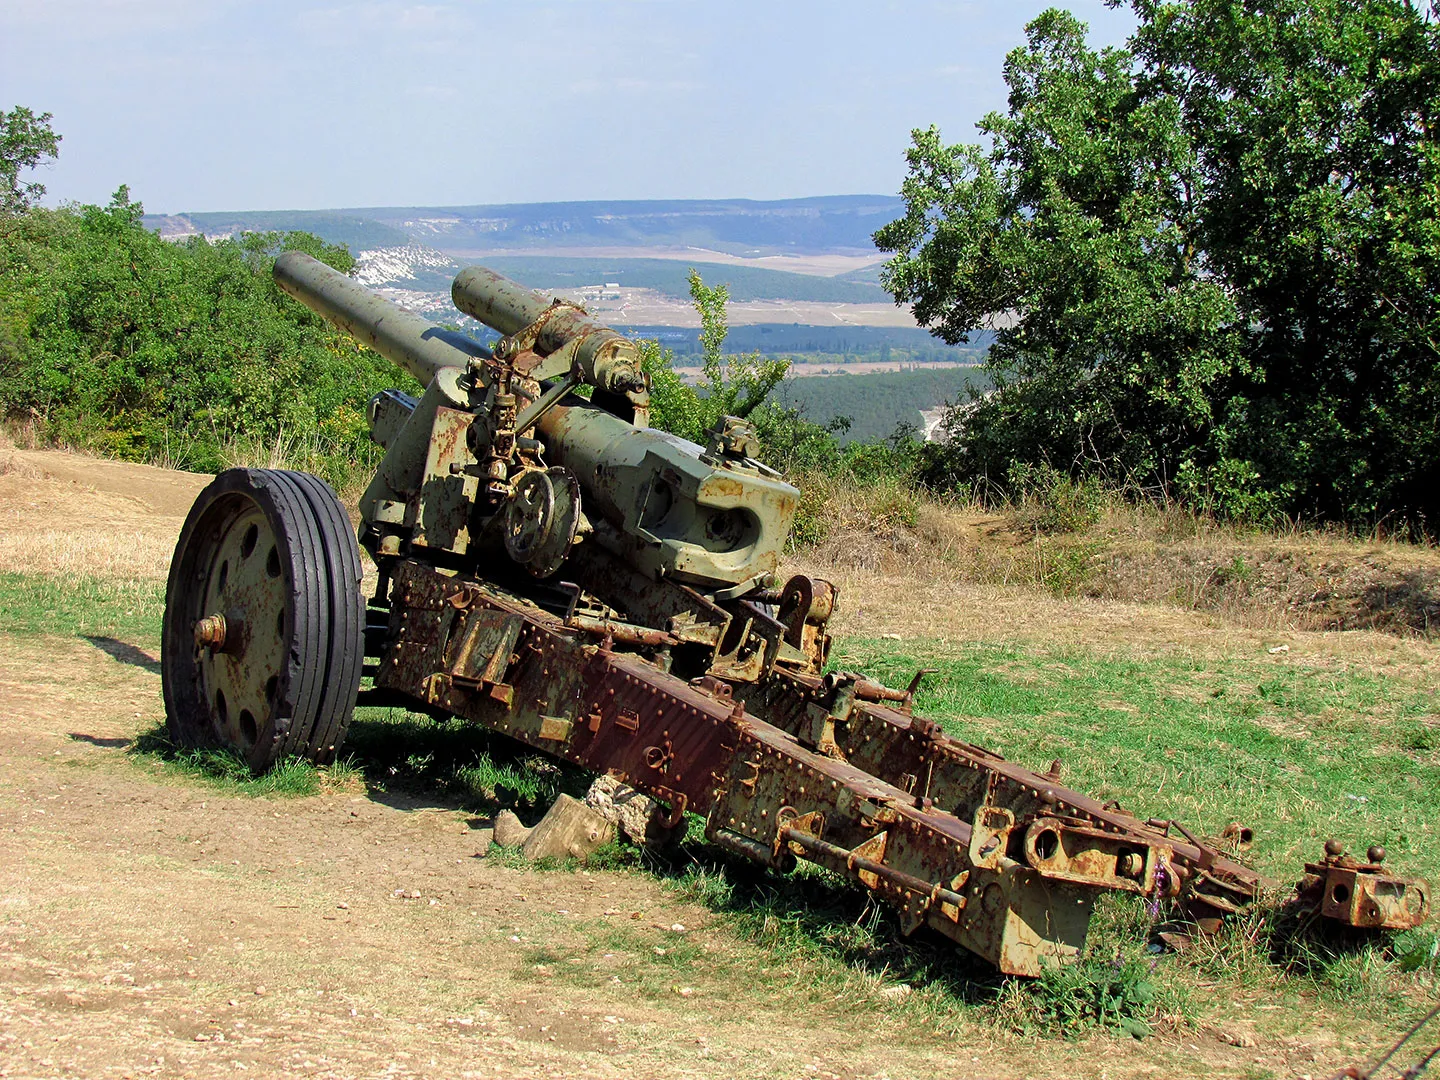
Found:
[128,725,355,797]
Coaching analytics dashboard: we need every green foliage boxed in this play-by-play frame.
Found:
[0,186,415,483]
[1024,956,1161,1038]
[641,268,790,445]
[877,2,1440,532]
[1008,461,1104,535]
[771,366,984,445]
[0,106,61,213]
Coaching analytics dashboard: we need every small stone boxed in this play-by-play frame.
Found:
[583,776,684,848]
[669,923,686,933]
[674,986,695,997]
[1217,1029,1257,1048]
[336,902,349,910]
[254,986,266,996]
[880,984,913,999]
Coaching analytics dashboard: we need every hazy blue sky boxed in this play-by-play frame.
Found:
[2,1,1134,214]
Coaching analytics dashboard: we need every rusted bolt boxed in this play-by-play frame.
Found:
[1324,838,1346,858]
[1367,845,1386,865]
[194,614,227,650]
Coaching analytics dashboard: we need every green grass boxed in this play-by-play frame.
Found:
[6,565,1436,1035]
[834,637,1440,886]
[129,726,345,797]
[0,571,164,642]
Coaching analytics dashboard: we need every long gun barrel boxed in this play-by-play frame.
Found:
[451,266,645,395]
[272,251,798,590]
[274,250,488,385]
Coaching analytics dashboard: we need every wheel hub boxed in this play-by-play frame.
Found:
[194,613,228,650]
[193,504,289,751]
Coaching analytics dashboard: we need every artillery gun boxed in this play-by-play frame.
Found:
[161,253,1430,977]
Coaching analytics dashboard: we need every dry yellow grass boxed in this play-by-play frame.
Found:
[783,474,1440,676]
[5,443,1437,677]
[0,447,208,580]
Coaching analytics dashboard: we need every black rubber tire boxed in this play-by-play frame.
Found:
[161,468,364,771]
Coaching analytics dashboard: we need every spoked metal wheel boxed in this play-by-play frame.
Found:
[162,468,364,770]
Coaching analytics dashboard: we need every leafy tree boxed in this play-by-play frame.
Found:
[642,268,789,444]
[1,107,61,213]
[877,2,1440,529]
[0,182,408,479]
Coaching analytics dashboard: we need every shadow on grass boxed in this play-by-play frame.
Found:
[602,831,1011,1008]
[123,706,593,817]
[82,635,161,675]
[341,706,592,821]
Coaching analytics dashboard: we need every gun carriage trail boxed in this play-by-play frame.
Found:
[0,269,1436,1080]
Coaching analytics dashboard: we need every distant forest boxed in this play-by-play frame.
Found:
[774,368,989,445]
[627,323,991,361]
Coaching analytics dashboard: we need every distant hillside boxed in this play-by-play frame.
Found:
[477,256,889,304]
[348,245,899,304]
[145,195,904,258]
[152,211,411,252]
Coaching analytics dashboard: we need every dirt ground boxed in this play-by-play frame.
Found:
[0,447,1422,1079]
